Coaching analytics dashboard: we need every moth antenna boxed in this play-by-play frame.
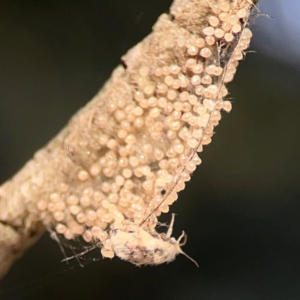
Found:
[179,249,199,268]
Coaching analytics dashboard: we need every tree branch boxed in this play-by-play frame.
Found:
[0,0,258,279]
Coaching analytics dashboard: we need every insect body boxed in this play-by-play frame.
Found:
[108,214,198,266]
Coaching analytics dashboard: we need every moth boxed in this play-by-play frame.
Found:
[105,214,198,267]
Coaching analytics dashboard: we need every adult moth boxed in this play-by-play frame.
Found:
[103,214,199,266]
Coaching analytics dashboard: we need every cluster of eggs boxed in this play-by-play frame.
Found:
[35,1,253,255]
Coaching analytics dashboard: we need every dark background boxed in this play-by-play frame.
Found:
[0,1,300,299]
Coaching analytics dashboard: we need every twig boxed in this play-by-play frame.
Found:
[0,0,258,279]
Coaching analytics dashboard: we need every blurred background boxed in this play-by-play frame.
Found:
[0,0,300,299]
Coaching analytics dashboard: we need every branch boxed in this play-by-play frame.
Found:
[0,0,258,278]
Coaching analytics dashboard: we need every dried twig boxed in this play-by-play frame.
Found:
[0,0,258,279]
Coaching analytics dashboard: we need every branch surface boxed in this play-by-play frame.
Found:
[0,0,257,278]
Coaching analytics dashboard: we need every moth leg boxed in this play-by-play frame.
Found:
[157,221,168,228]
[166,213,176,238]
[48,227,68,264]
[177,231,188,246]
[61,244,98,263]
